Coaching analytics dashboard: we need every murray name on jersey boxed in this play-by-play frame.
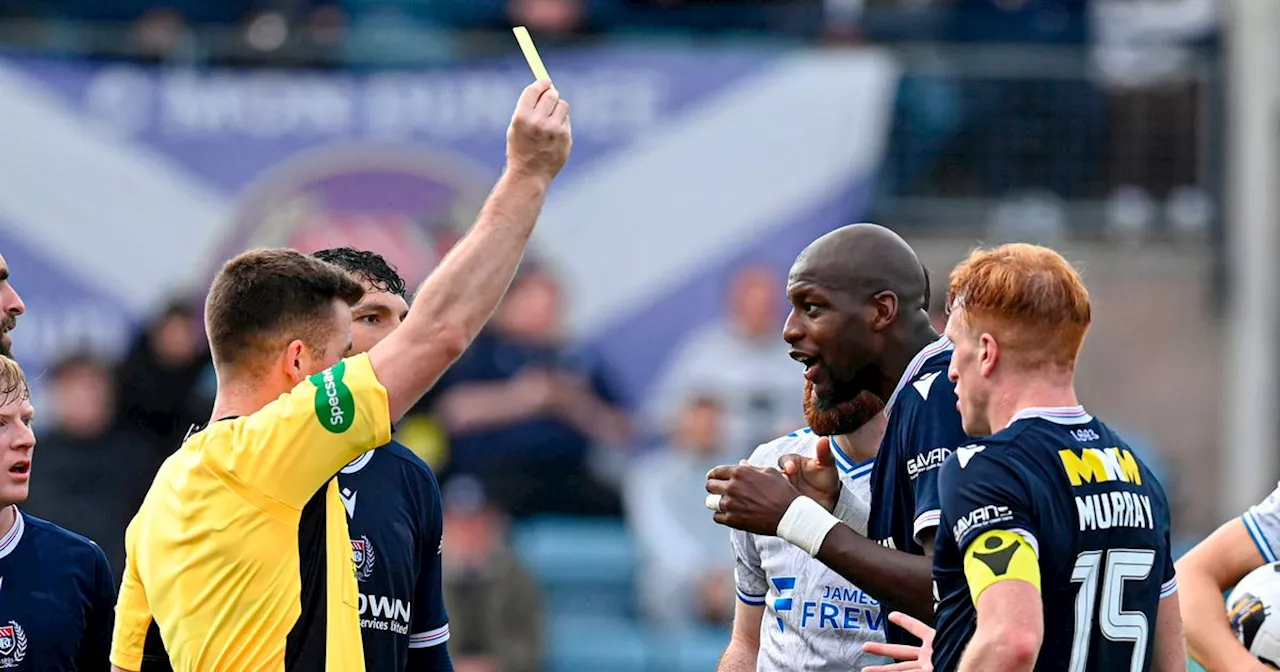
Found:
[931,407,1176,672]
[1057,444,1155,532]
[732,429,889,671]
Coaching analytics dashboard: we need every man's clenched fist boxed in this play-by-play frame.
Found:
[507,80,572,183]
[705,463,803,537]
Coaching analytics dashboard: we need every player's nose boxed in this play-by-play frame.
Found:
[1,283,23,317]
[782,309,804,344]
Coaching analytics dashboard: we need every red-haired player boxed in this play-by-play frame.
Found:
[867,243,1185,672]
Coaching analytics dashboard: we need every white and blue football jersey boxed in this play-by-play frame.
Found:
[731,429,889,671]
[1243,483,1280,564]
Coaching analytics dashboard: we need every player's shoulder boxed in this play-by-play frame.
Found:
[887,354,959,426]
[18,511,108,565]
[380,440,441,485]
[938,431,1023,482]
[747,428,822,466]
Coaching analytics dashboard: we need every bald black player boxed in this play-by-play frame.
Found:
[706,223,968,638]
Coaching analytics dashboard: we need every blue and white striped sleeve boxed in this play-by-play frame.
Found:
[731,528,767,606]
[1242,483,1280,564]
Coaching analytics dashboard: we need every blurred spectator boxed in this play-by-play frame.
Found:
[940,0,1105,236]
[22,353,152,580]
[1090,0,1218,242]
[645,264,801,459]
[625,395,735,630]
[441,477,543,672]
[507,0,585,35]
[115,300,213,456]
[426,265,630,519]
[929,283,948,333]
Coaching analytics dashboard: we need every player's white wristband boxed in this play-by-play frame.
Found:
[777,496,841,557]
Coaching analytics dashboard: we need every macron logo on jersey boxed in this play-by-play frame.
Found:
[956,445,985,469]
[772,576,797,632]
[340,487,358,518]
[913,371,941,400]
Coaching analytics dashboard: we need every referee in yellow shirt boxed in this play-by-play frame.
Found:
[109,79,572,672]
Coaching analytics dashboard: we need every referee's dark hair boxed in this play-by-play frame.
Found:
[311,247,407,298]
[205,248,364,370]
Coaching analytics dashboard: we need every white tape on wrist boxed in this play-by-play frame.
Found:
[777,496,841,557]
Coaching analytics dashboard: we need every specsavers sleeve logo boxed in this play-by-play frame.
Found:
[311,361,355,433]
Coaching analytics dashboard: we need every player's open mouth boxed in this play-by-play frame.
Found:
[790,351,825,382]
[8,461,28,478]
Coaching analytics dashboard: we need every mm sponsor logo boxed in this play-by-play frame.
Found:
[906,448,951,480]
[311,360,355,433]
[1057,448,1142,487]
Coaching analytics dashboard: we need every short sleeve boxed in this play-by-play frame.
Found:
[731,528,767,606]
[1159,525,1178,599]
[410,468,450,649]
[79,543,116,671]
[938,444,1039,557]
[904,379,970,543]
[220,353,392,509]
[1242,482,1280,564]
[1149,474,1178,598]
[110,531,152,671]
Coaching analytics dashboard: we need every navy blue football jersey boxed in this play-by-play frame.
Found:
[931,407,1177,672]
[866,336,969,644]
[338,441,450,671]
[0,508,116,671]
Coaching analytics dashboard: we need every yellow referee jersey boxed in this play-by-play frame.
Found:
[110,353,392,672]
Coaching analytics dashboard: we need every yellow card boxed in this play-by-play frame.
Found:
[513,26,551,83]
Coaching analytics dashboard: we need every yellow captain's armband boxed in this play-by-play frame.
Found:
[963,529,1041,603]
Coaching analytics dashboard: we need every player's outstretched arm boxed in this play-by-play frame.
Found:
[1152,591,1187,672]
[1176,518,1274,672]
[957,580,1042,672]
[815,525,937,623]
[368,80,572,420]
[717,600,763,672]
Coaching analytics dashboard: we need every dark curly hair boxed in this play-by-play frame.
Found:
[312,247,407,299]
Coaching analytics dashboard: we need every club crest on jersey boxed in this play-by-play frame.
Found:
[351,536,376,582]
[0,621,26,667]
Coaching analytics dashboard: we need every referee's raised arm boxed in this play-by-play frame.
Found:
[368,79,572,421]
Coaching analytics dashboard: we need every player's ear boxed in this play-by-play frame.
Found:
[868,290,898,332]
[283,339,308,384]
[978,333,998,376]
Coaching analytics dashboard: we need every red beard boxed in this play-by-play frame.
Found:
[803,379,885,437]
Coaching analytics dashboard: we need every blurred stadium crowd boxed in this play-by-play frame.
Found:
[2,1,1226,671]
[0,0,1222,242]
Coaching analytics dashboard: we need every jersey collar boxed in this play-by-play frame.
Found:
[341,450,375,474]
[0,507,25,560]
[883,334,953,416]
[1005,405,1094,428]
[829,435,875,478]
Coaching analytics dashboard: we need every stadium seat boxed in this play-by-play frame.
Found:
[513,516,639,618]
[545,613,650,672]
[653,625,731,672]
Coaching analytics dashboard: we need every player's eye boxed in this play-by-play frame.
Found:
[803,303,821,316]
[359,315,380,325]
